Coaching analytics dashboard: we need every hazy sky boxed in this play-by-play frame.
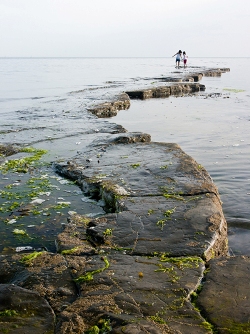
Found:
[0,0,249,57]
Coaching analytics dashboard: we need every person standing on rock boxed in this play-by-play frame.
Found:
[172,50,182,69]
[183,51,188,68]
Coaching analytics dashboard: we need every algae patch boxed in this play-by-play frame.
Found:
[75,256,110,283]
[130,163,140,168]
[0,309,18,317]
[223,88,245,93]
[156,207,176,230]
[20,251,44,265]
[0,147,47,174]
[85,318,112,334]
[221,320,250,333]
[61,247,80,255]
[159,255,203,268]
[12,229,28,236]
[103,228,113,237]
[163,193,184,201]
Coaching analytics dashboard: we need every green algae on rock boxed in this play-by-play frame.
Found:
[0,147,47,174]
[74,256,110,283]
[20,251,44,265]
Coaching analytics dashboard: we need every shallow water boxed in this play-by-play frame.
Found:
[0,57,249,254]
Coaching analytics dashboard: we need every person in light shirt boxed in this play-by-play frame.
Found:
[172,50,182,68]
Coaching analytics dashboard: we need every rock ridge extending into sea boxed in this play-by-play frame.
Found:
[1,67,250,334]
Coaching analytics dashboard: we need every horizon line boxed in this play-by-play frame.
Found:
[0,56,249,59]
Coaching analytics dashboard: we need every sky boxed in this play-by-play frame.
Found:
[0,0,249,57]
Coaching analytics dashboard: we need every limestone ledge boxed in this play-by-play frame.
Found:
[87,68,230,117]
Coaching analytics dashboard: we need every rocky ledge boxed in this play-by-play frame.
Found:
[87,68,229,117]
[87,93,131,118]
[1,66,249,334]
[1,133,248,333]
[126,82,205,100]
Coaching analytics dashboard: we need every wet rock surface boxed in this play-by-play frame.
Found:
[87,69,229,116]
[196,256,250,333]
[0,283,55,333]
[0,252,78,315]
[126,83,205,100]
[87,93,130,118]
[54,139,228,261]
[1,66,249,334]
[0,245,207,333]
[56,252,208,334]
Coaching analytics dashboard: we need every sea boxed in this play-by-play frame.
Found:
[0,57,249,255]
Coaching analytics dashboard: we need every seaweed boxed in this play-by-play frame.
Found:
[85,318,112,334]
[74,256,110,283]
[20,251,44,265]
[0,309,18,317]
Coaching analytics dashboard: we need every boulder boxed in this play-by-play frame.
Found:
[0,284,55,334]
[0,252,78,314]
[87,93,130,118]
[196,256,250,333]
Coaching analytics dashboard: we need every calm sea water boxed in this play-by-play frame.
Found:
[0,57,249,254]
